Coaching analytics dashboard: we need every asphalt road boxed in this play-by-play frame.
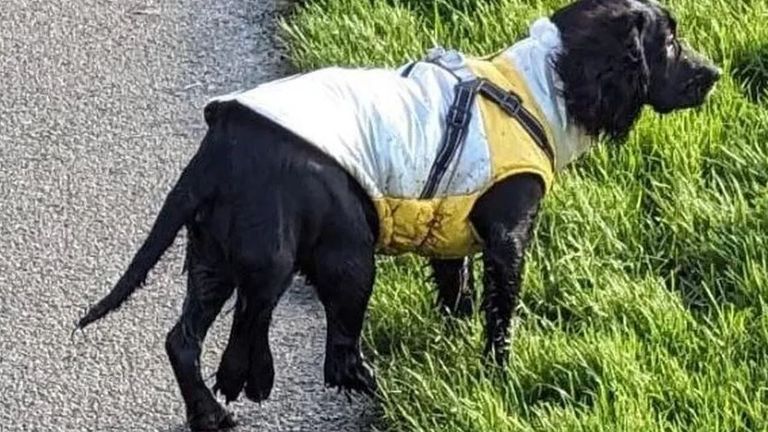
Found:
[0,0,374,430]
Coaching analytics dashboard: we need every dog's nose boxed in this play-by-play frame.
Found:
[711,67,722,82]
[697,65,721,86]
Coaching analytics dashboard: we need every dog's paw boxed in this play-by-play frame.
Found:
[213,353,249,404]
[438,293,474,319]
[212,375,246,404]
[188,400,236,431]
[324,349,377,397]
[244,354,275,403]
[482,340,510,371]
[454,292,474,318]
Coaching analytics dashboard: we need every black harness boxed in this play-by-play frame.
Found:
[401,60,555,199]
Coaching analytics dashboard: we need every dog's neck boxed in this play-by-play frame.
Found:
[500,18,592,171]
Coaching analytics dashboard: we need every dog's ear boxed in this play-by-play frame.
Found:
[553,1,652,141]
[604,9,651,134]
[625,12,650,83]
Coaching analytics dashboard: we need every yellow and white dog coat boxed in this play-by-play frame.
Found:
[211,18,591,258]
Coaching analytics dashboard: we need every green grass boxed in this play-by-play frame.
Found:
[279,0,768,430]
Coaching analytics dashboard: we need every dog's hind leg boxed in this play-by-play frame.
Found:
[430,257,475,318]
[165,232,236,432]
[242,271,292,403]
[214,249,295,404]
[308,239,376,396]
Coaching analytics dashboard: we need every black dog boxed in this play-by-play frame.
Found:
[77,0,719,430]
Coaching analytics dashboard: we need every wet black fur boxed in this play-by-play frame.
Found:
[77,1,718,430]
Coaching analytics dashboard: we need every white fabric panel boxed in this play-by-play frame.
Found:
[210,18,591,201]
[212,62,491,200]
[503,18,592,171]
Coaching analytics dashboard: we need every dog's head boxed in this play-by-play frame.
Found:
[551,0,721,140]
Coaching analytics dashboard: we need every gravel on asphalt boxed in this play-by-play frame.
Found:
[0,0,374,430]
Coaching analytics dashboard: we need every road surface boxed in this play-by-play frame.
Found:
[0,0,374,430]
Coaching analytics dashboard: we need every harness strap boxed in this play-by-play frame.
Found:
[400,61,418,77]
[419,79,480,199]
[475,79,555,165]
[412,56,555,198]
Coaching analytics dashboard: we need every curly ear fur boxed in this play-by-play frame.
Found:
[552,0,651,141]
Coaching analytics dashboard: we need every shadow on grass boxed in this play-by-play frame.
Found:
[516,365,602,410]
[731,43,768,103]
[383,0,553,41]
[395,0,492,23]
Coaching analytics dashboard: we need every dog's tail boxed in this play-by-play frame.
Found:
[77,101,228,330]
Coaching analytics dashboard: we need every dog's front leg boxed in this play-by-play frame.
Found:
[429,257,475,318]
[470,174,543,366]
[480,225,535,365]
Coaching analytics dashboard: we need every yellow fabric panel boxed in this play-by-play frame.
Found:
[373,54,556,258]
[373,194,484,258]
[466,57,556,191]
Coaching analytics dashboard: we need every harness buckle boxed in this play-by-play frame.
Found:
[478,79,523,117]
[499,92,522,116]
[447,105,470,127]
